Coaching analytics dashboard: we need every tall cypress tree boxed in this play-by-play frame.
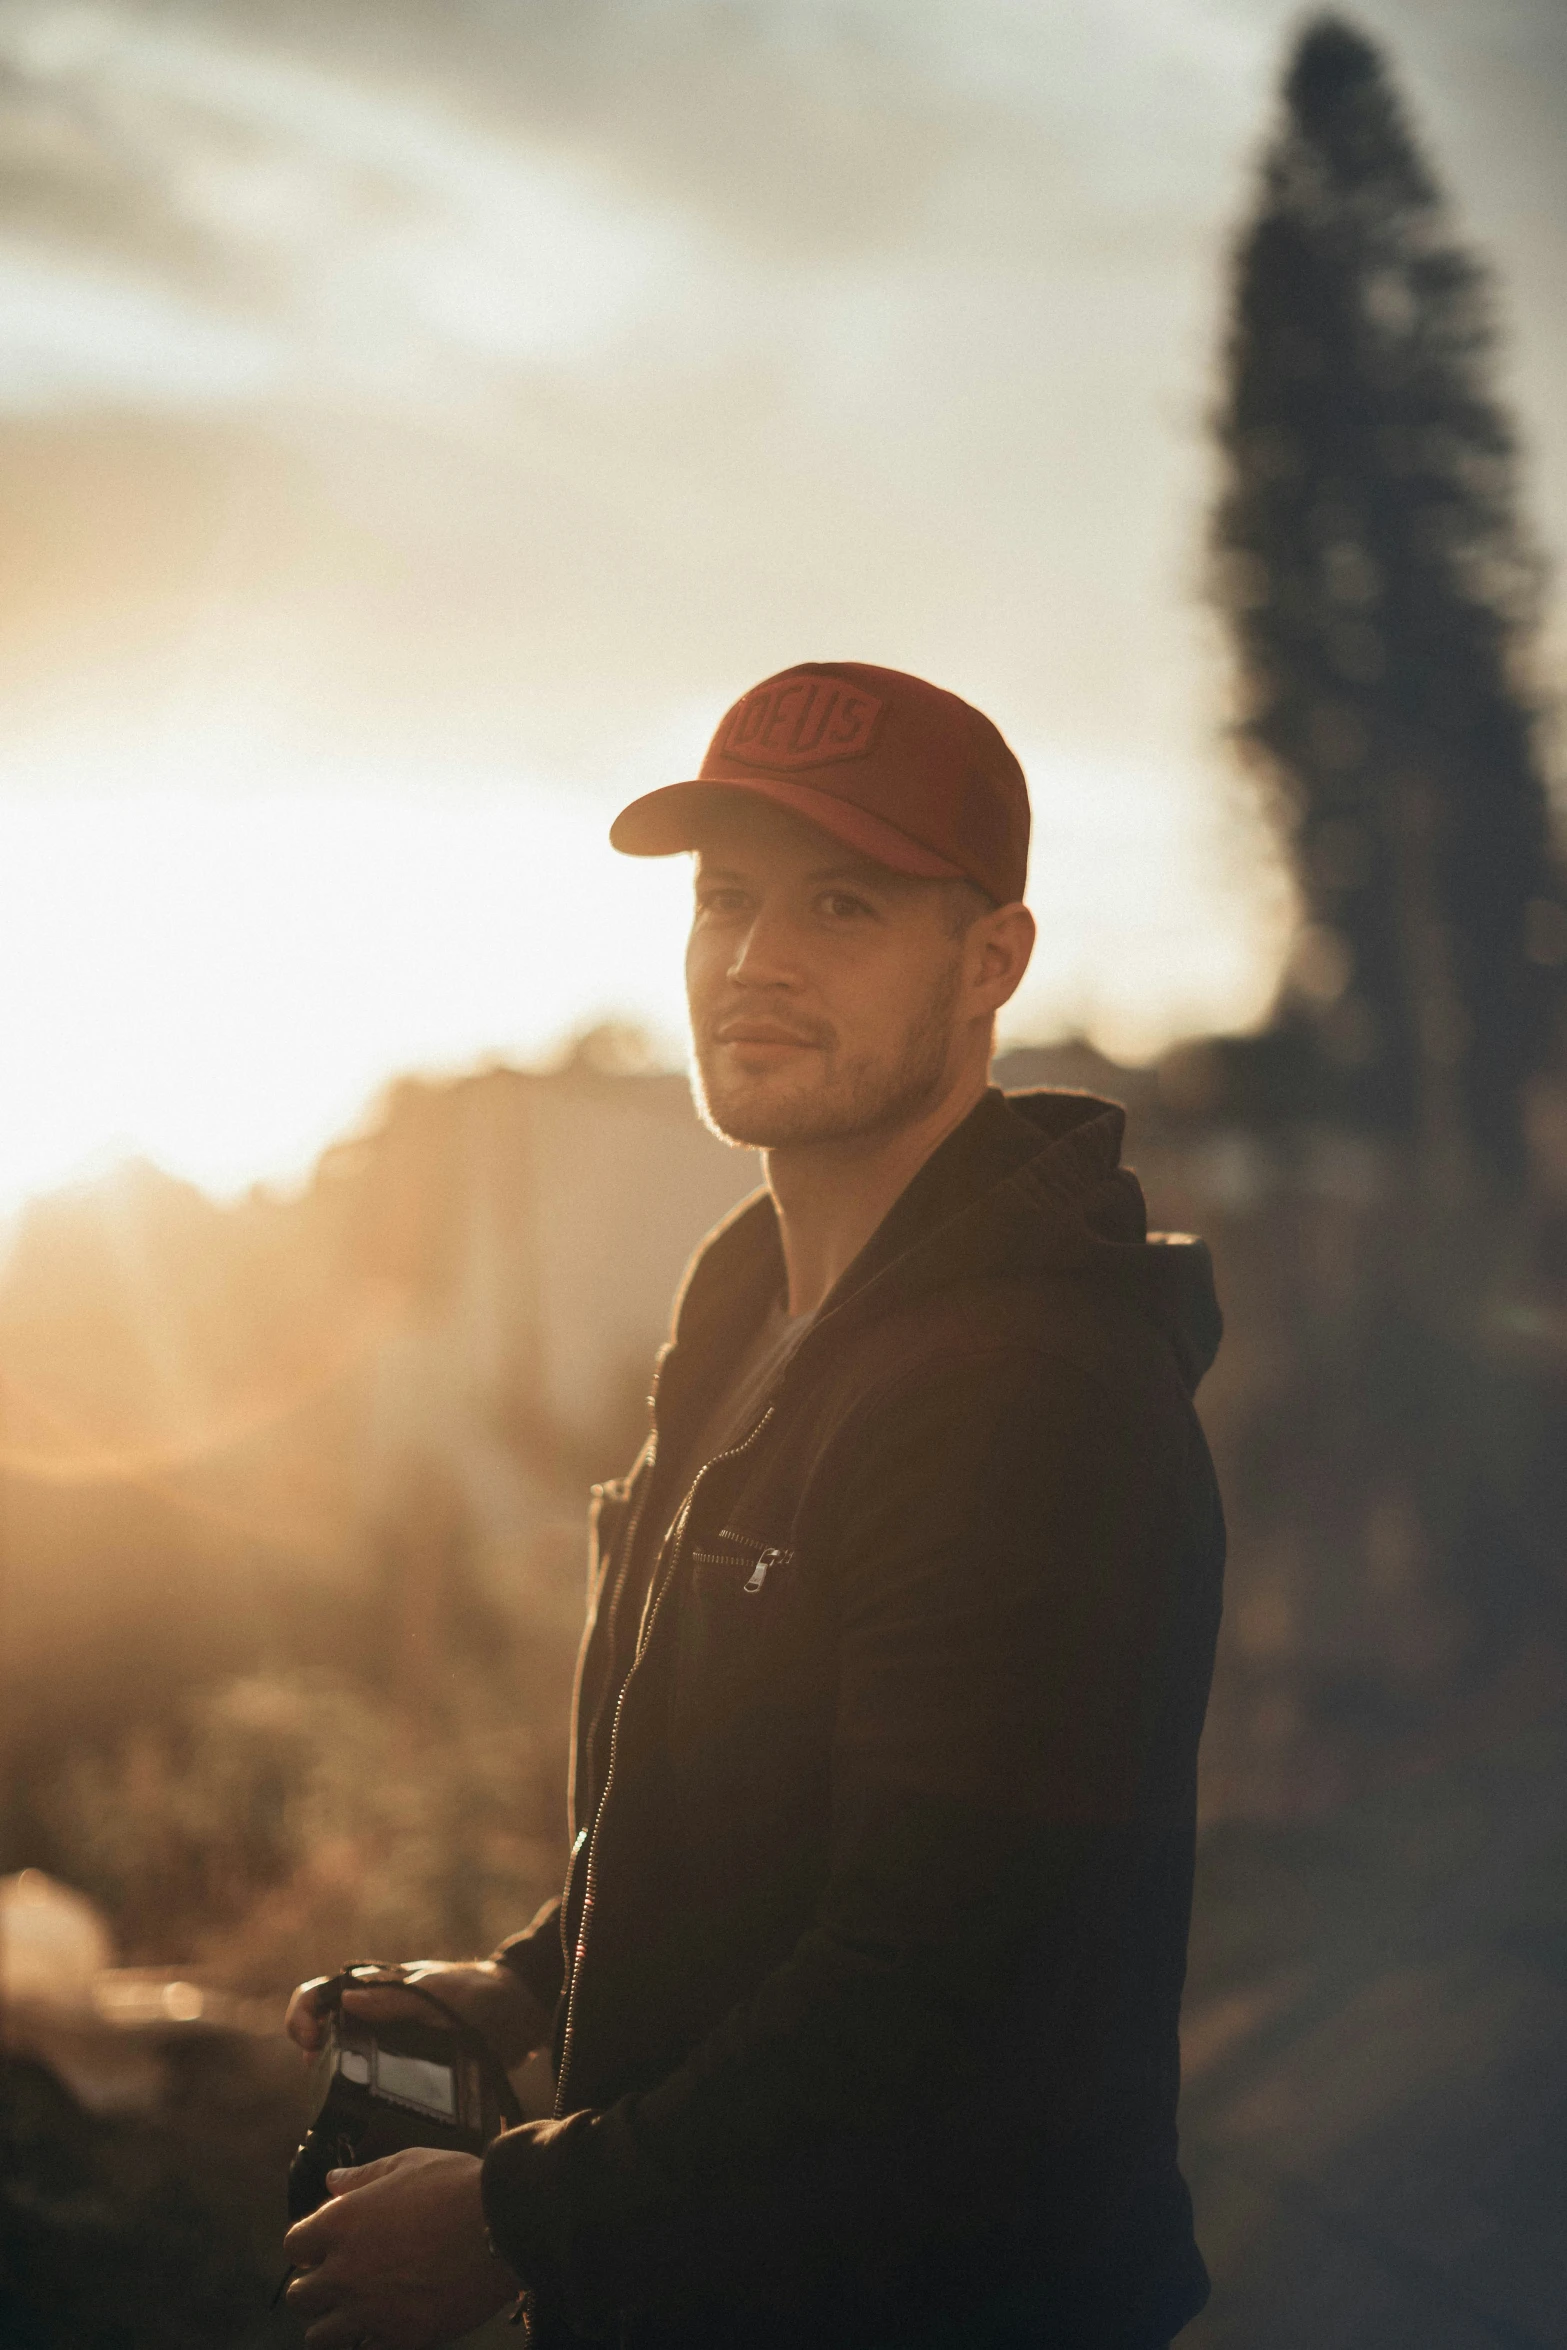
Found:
[1213,15,1565,1191]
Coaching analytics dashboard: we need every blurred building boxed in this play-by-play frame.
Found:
[0,1048,757,1757]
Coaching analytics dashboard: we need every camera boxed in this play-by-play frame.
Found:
[287,1964,522,2221]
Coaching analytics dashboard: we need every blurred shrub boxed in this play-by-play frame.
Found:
[0,2045,306,2350]
[36,1668,565,1993]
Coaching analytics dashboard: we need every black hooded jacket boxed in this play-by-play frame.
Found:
[482,1088,1225,2349]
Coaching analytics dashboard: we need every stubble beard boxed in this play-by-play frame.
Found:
[690,955,963,1152]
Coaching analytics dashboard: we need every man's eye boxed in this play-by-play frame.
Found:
[698,890,749,917]
[819,893,873,920]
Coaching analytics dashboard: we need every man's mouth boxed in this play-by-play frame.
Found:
[713,1022,824,1050]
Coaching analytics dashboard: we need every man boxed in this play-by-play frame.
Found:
[285,662,1224,2350]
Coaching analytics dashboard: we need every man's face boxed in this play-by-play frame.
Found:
[685,800,975,1151]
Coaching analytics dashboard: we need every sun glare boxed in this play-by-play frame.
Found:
[0,738,1283,1217]
[0,0,1299,1214]
[0,770,697,1211]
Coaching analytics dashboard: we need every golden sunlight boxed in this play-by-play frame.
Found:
[0,737,1283,1213]
[0,770,695,1208]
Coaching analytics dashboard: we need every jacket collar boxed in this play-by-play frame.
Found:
[651,1085,1200,1442]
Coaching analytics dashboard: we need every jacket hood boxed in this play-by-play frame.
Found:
[666,1087,1223,1405]
[972,1089,1222,1391]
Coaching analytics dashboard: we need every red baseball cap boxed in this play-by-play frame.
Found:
[609,662,1030,905]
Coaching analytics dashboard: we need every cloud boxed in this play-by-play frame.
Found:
[0,3,709,411]
[0,0,1559,771]
[0,241,278,408]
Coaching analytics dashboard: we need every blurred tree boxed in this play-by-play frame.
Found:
[1212,14,1566,1195]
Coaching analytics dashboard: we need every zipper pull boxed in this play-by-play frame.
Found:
[743,1547,783,1595]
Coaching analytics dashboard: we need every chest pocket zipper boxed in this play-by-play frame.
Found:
[692,1534,792,1596]
[743,1546,785,1595]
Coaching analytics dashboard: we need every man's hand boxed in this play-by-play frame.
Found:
[283,2147,518,2349]
[285,1959,546,2070]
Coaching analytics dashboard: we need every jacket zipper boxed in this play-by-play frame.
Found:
[552,1404,777,2120]
[743,1547,784,1594]
[551,1451,660,2022]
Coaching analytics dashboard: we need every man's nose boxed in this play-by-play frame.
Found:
[728,906,802,989]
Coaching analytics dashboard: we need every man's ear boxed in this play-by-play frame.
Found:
[972,902,1036,1014]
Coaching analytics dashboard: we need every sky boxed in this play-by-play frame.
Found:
[0,0,1562,1203]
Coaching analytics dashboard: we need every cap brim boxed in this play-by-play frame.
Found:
[609,776,965,882]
